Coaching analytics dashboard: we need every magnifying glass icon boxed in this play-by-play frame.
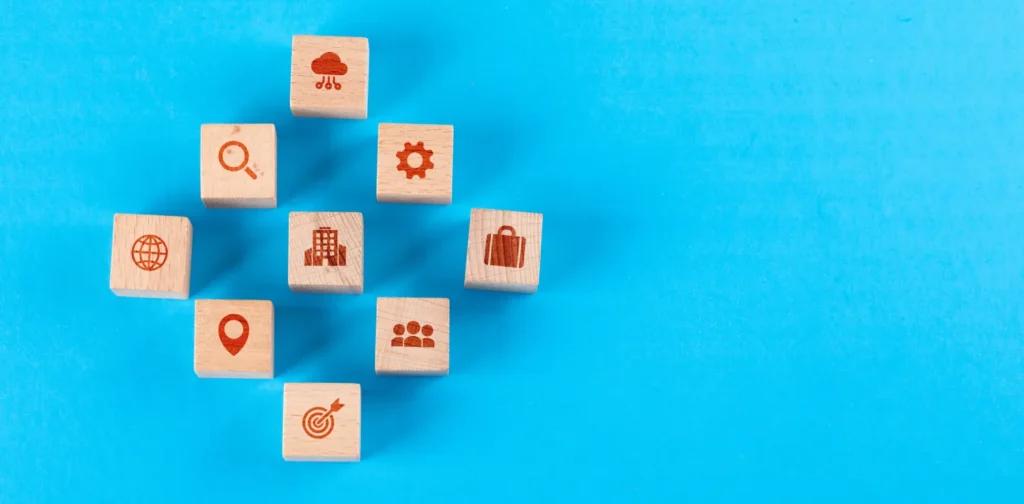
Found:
[218,140,257,180]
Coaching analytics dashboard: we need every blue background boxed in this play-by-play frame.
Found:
[0,1,1022,501]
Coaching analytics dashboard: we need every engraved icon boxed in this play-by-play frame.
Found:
[302,399,344,439]
[396,141,434,179]
[391,321,435,348]
[218,140,257,180]
[304,227,347,267]
[483,226,525,268]
[311,52,347,90]
[131,234,168,271]
[218,313,249,356]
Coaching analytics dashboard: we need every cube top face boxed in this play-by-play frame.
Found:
[465,209,543,293]
[110,213,193,299]
[288,212,364,294]
[290,35,369,119]
[200,124,277,208]
[194,299,274,379]
[375,298,450,375]
[377,123,454,204]
[283,383,361,462]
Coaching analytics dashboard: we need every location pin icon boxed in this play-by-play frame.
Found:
[218,313,249,356]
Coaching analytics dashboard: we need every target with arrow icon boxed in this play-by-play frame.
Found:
[302,399,344,439]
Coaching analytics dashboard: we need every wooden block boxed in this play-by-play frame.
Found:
[290,35,369,119]
[375,298,450,375]
[110,213,192,299]
[194,299,274,378]
[376,123,454,204]
[464,209,543,293]
[200,124,277,208]
[288,212,364,294]
[283,383,361,462]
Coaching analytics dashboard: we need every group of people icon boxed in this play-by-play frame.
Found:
[391,321,434,347]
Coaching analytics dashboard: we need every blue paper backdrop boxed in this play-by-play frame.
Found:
[1,1,1022,502]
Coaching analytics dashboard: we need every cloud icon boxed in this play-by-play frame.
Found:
[311,52,348,76]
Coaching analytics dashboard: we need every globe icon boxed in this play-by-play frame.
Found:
[132,234,168,271]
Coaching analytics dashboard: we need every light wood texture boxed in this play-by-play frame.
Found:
[464,209,543,293]
[375,298,450,375]
[283,383,361,462]
[200,124,277,208]
[290,35,369,119]
[288,212,364,294]
[110,213,192,299]
[194,299,274,378]
[376,123,454,204]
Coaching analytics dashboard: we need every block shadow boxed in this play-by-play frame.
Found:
[346,288,526,458]
[274,303,335,377]
[364,208,465,293]
[452,114,536,198]
[359,377,438,458]
[277,118,377,208]
[323,15,456,119]
[142,193,255,297]
[535,204,628,289]
[448,288,525,373]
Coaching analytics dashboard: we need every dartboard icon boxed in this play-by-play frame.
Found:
[302,399,344,439]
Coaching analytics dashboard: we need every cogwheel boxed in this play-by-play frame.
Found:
[396,141,434,179]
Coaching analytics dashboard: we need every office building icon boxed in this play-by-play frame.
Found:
[304,226,347,266]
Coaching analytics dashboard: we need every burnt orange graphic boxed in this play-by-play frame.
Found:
[218,140,257,180]
[304,227,347,266]
[302,399,344,439]
[311,52,347,90]
[396,141,434,179]
[484,226,526,268]
[218,313,249,356]
[391,321,435,348]
[131,234,168,271]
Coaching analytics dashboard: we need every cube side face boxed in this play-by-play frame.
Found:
[376,123,454,204]
[283,383,361,461]
[194,300,274,378]
[290,36,369,119]
[375,298,450,375]
[200,124,277,208]
[464,209,543,293]
[463,279,539,294]
[287,212,364,293]
[110,213,192,298]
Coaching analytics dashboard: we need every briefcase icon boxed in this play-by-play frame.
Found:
[484,225,526,269]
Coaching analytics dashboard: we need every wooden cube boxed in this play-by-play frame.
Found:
[464,209,543,293]
[194,299,274,378]
[290,35,369,119]
[200,124,277,208]
[288,212,364,294]
[375,298,450,375]
[376,123,454,204]
[110,213,192,299]
[283,383,361,462]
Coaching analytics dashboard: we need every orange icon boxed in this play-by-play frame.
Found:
[484,226,525,268]
[304,227,347,266]
[302,399,344,439]
[218,313,249,356]
[391,321,435,348]
[396,141,434,179]
[218,140,257,180]
[131,234,168,271]
[311,52,347,90]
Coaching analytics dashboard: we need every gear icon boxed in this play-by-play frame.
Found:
[396,141,434,179]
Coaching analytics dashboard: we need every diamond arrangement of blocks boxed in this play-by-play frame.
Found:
[108,35,544,462]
